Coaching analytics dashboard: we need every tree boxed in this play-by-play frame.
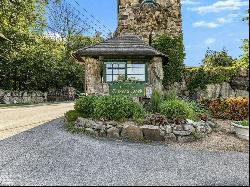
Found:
[242,9,249,24]
[202,48,235,67]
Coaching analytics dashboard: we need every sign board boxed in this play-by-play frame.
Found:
[109,82,145,97]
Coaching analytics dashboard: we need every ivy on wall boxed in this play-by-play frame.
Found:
[152,34,185,88]
[185,66,240,93]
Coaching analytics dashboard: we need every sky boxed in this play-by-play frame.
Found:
[70,0,249,67]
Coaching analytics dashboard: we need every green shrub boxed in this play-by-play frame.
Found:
[93,96,145,121]
[151,90,161,113]
[160,99,195,120]
[236,120,249,127]
[74,96,99,117]
[163,90,177,101]
[65,110,83,123]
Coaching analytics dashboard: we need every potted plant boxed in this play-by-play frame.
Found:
[232,120,249,140]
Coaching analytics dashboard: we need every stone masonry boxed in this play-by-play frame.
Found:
[116,0,182,43]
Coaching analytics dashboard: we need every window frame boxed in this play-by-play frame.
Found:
[103,59,148,83]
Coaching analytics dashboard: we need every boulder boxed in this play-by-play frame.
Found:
[140,125,165,141]
[77,118,97,129]
[164,133,177,143]
[183,124,196,133]
[107,127,120,139]
[121,122,144,141]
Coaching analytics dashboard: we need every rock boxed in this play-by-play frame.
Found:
[99,129,107,137]
[165,125,173,134]
[85,128,97,136]
[177,136,196,143]
[173,130,191,136]
[206,121,217,129]
[173,125,183,131]
[231,77,249,90]
[140,125,164,141]
[183,124,196,133]
[204,125,213,134]
[121,122,144,141]
[164,133,177,143]
[77,118,97,129]
[196,125,207,134]
[186,119,195,124]
[235,89,249,97]
[193,121,206,128]
[93,122,105,130]
[107,127,120,139]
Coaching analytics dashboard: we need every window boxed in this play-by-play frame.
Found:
[104,60,147,83]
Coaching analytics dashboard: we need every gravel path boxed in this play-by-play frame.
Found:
[0,118,249,186]
[0,102,74,140]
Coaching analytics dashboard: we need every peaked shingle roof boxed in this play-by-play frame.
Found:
[73,33,166,59]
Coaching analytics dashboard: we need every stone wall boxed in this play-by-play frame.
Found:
[69,117,217,143]
[166,69,249,100]
[0,87,76,104]
[117,0,182,43]
[0,90,47,104]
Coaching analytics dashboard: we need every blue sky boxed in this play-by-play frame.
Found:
[71,0,249,67]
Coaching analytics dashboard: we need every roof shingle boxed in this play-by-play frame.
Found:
[73,33,166,58]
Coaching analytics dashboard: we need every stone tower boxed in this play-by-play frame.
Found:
[116,0,182,43]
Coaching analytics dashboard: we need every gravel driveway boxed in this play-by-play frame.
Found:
[0,118,249,186]
[0,102,74,140]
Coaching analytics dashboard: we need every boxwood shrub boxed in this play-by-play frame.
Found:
[160,99,195,120]
[93,96,145,121]
[74,96,99,117]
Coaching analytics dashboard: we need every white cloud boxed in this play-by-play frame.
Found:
[205,38,216,45]
[193,13,240,29]
[191,0,249,14]
[181,0,201,5]
[193,21,219,28]
[217,13,240,23]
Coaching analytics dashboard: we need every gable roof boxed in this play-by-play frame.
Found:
[73,33,167,60]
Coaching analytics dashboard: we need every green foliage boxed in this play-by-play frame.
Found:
[160,99,195,120]
[233,39,249,68]
[242,9,249,24]
[187,100,209,119]
[236,120,249,127]
[202,48,235,67]
[65,110,84,123]
[93,96,145,121]
[186,66,239,93]
[74,96,99,117]
[163,90,177,101]
[151,90,161,113]
[0,0,103,92]
[152,34,185,87]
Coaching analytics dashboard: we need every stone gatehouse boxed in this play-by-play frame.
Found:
[73,33,167,98]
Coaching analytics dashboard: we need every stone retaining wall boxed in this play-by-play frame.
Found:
[70,117,217,143]
[0,87,76,104]
[167,69,249,100]
[0,90,47,104]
